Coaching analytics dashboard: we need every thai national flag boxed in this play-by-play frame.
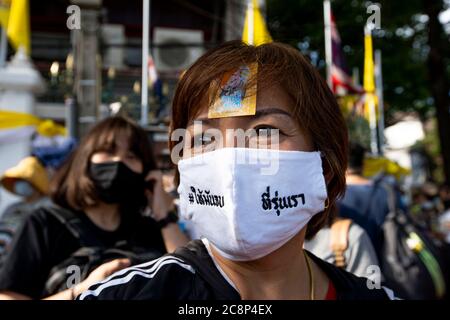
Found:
[330,13,364,95]
[148,54,158,87]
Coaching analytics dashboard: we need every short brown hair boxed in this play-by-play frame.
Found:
[51,116,157,210]
[169,40,348,239]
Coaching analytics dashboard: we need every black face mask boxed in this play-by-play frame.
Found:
[89,161,146,206]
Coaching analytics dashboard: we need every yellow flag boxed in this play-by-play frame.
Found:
[0,110,40,129]
[242,0,272,46]
[363,156,411,180]
[6,0,30,55]
[363,30,375,92]
[0,0,11,28]
[363,27,377,121]
[0,110,66,145]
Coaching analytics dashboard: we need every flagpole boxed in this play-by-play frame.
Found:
[323,0,332,89]
[0,27,7,68]
[375,50,385,156]
[352,67,360,87]
[141,0,150,126]
[368,92,378,156]
[247,0,254,45]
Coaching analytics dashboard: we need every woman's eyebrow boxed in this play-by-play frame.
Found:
[189,108,293,125]
[253,108,293,119]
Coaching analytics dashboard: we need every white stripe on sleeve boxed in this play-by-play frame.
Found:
[382,286,401,300]
[79,256,194,300]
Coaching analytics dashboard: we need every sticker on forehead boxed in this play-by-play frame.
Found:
[208,63,257,119]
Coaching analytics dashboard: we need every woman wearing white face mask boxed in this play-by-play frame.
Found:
[79,41,396,300]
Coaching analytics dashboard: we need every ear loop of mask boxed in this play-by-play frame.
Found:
[319,150,332,210]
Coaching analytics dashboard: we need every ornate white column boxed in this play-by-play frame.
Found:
[0,48,45,215]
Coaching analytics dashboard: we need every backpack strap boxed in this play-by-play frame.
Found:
[43,204,104,248]
[330,219,352,268]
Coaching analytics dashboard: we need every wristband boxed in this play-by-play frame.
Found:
[156,209,179,229]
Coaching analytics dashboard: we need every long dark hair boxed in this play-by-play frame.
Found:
[51,116,157,211]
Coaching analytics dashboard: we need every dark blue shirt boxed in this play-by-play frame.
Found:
[338,183,390,256]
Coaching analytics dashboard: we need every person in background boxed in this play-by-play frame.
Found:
[410,182,441,231]
[440,185,450,212]
[304,208,380,280]
[421,182,441,232]
[338,142,390,258]
[438,185,450,244]
[0,157,50,256]
[0,156,50,218]
[0,116,189,300]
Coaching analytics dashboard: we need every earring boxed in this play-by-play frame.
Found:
[324,198,330,209]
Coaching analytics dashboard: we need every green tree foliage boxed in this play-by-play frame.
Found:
[265,0,449,123]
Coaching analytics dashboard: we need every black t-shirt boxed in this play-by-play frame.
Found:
[78,240,395,300]
[0,203,166,299]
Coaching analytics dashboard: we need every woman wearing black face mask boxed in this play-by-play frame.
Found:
[0,116,189,300]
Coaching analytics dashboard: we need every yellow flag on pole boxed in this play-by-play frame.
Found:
[363,27,377,120]
[363,26,380,154]
[242,0,272,46]
[0,0,11,29]
[363,31,375,93]
[6,0,30,55]
[0,110,67,144]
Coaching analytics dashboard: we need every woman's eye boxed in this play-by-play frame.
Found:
[256,128,270,136]
[248,126,282,148]
[253,126,279,137]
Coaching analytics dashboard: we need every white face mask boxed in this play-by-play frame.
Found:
[177,148,328,261]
